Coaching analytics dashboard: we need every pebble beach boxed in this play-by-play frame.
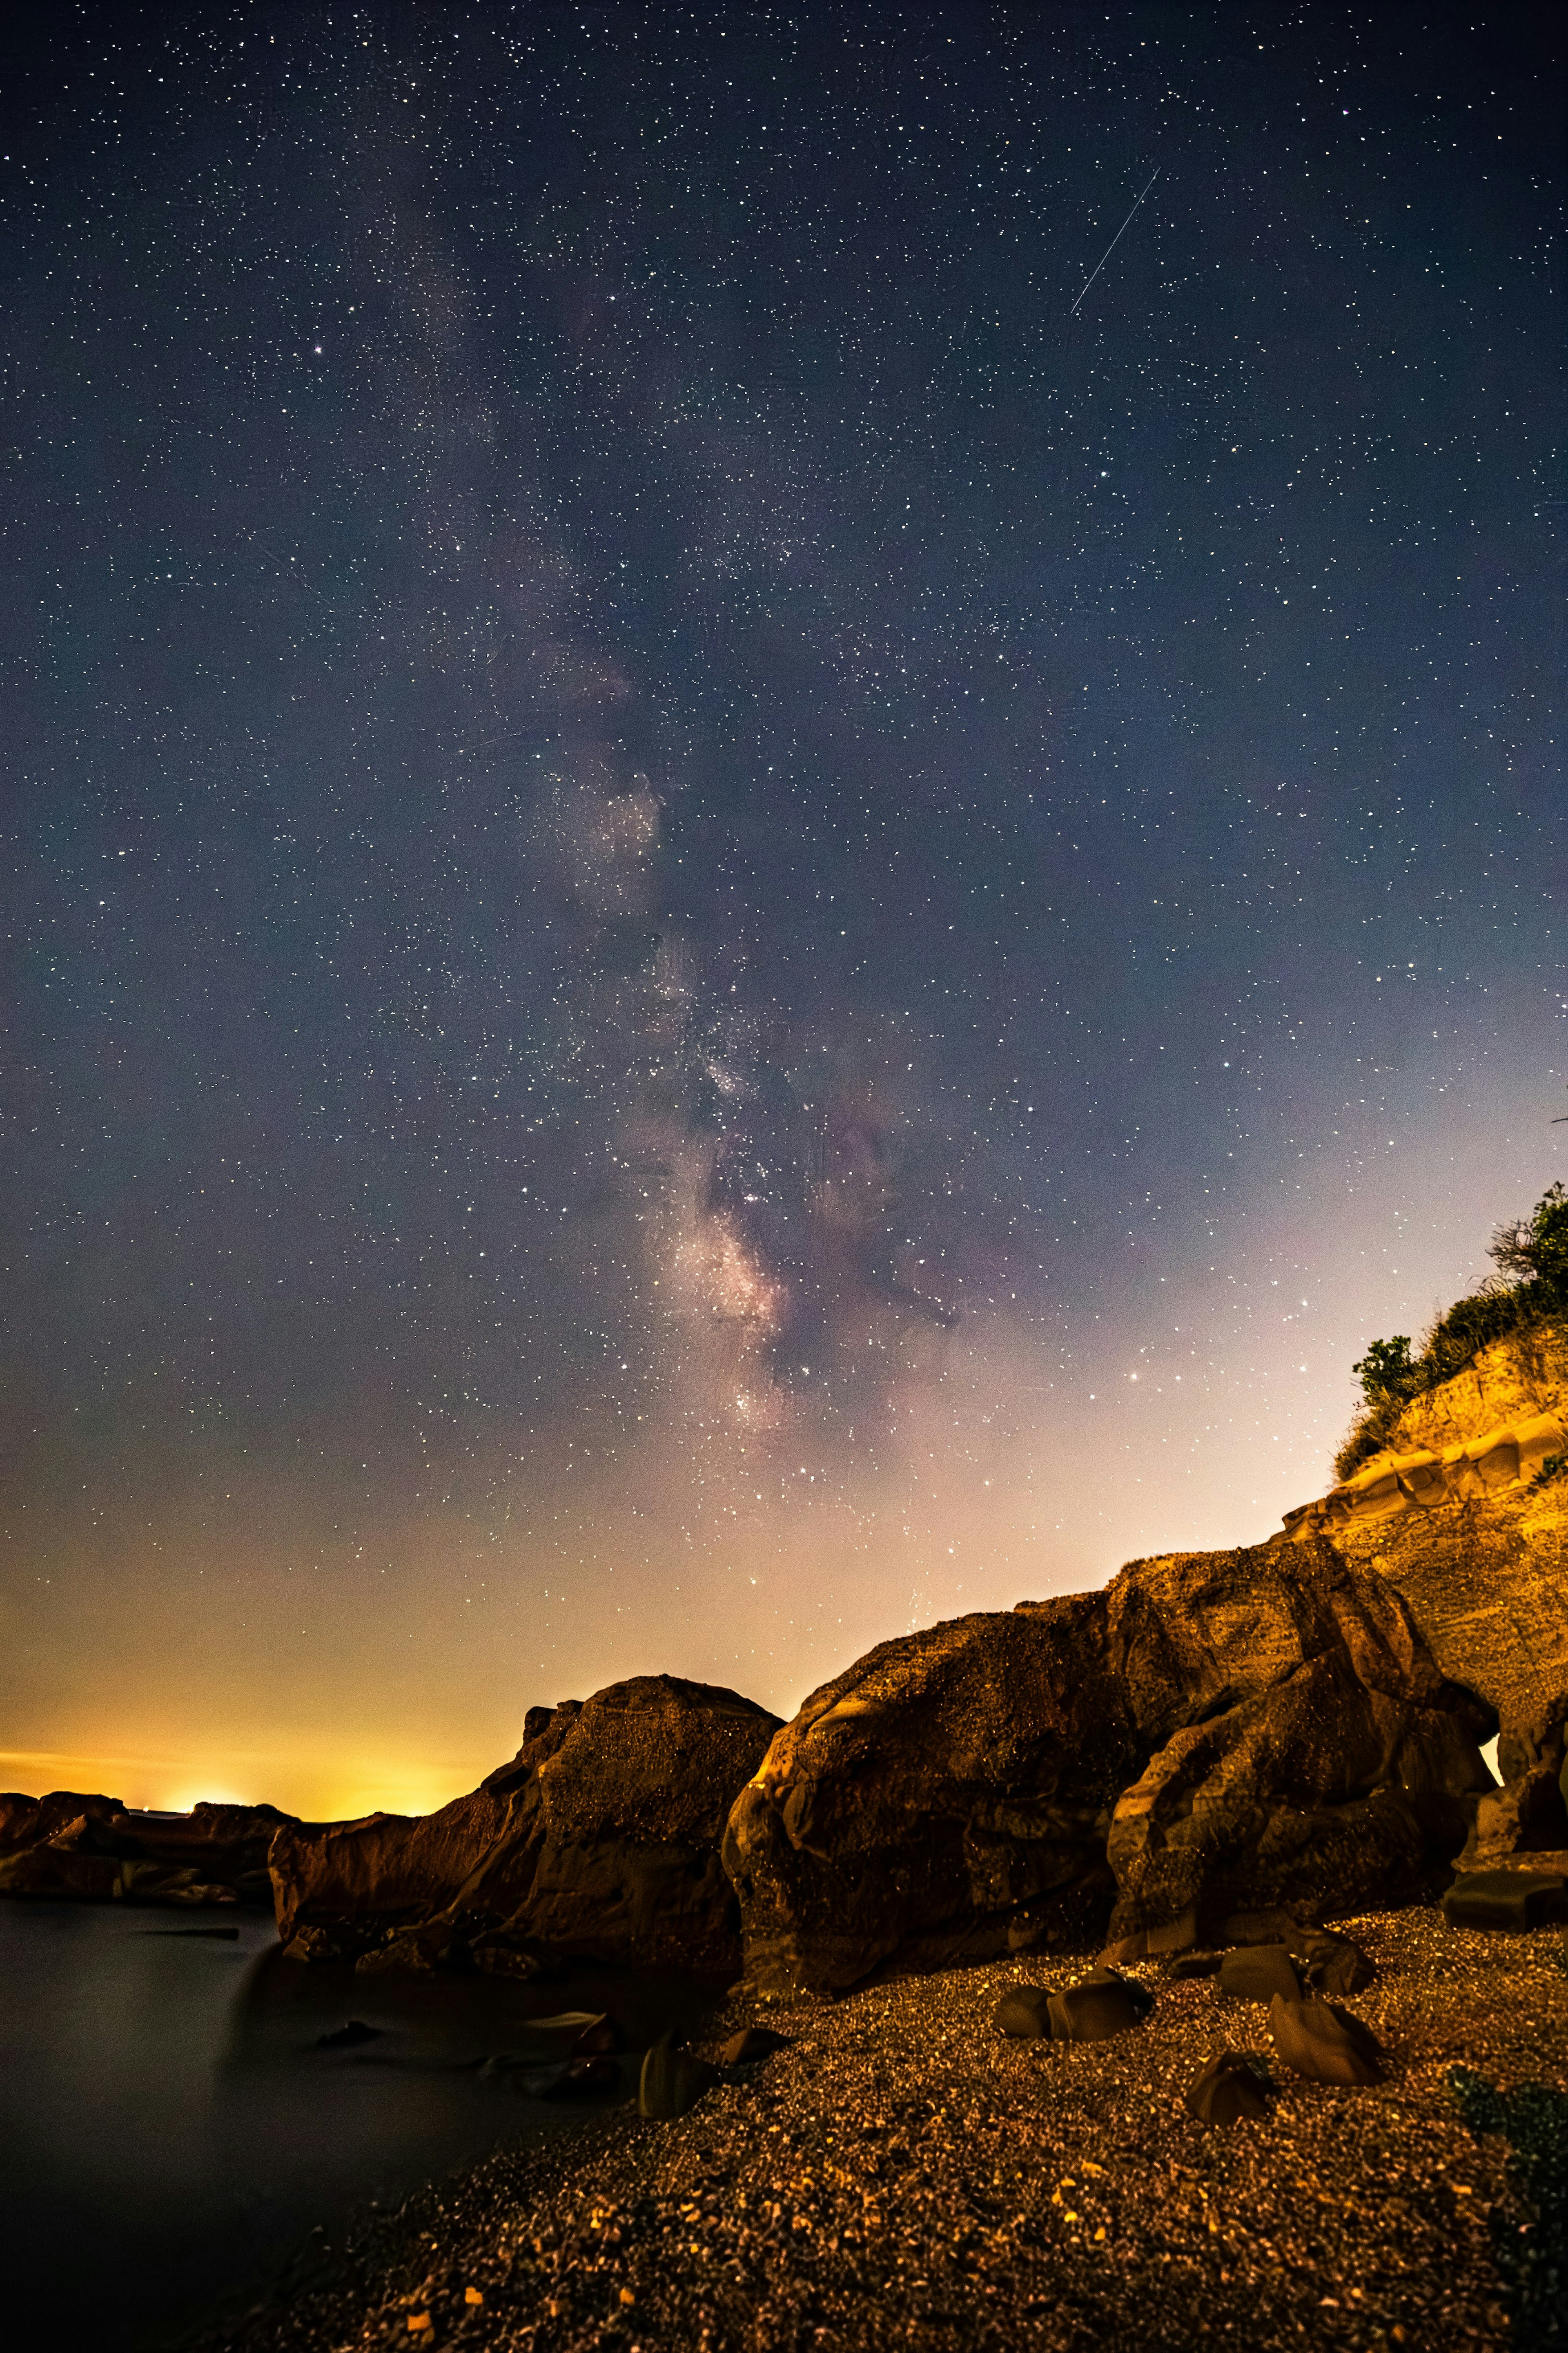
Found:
[192,1905,1568,2353]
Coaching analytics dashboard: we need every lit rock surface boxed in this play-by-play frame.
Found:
[724,1539,1492,1993]
[270,1676,781,1974]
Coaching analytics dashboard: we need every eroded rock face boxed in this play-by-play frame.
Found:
[0,1793,294,1906]
[722,1538,1492,1994]
[270,1676,781,1974]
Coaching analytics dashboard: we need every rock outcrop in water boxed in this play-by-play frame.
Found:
[0,1793,294,1906]
[270,1675,781,1974]
[722,1538,1494,1994]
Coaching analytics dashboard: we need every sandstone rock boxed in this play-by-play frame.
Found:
[721,2026,790,2064]
[1167,1950,1221,1981]
[1047,1969,1153,2043]
[270,1677,781,1976]
[994,1987,1055,2039]
[639,2032,717,2119]
[724,1538,1490,1994]
[1288,1930,1376,1996]
[1441,1867,1568,1931]
[1185,2052,1273,2126]
[1269,1994,1384,2085]
[1218,1945,1302,2003]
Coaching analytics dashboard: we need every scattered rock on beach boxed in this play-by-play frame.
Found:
[638,2032,717,2119]
[1219,1945,1303,2002]
[993,1986,1056,2038]
[1269,1992,1384,2085]
[1185,2050,1274,2125]
[1441,1867,1568,1930]
[1047,1967,1153,2042]
[720,2025,790,2063]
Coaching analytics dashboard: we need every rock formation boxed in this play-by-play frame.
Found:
[1277,1321,1568,1738]
[722,1537,1493,1994]
[269,1675,781,1975]
[0,1793,294,1906]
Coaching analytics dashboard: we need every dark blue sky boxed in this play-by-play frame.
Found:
[2,3,1561,1813]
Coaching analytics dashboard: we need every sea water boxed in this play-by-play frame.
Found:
[0,1901,724,2347]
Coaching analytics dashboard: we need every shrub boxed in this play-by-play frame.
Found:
[1332,1183,1568,1482]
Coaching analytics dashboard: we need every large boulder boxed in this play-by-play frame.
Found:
[270,1675,782,1975]
[722,1538,1493,1994]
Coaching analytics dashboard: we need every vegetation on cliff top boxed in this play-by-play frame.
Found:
[1334,1182,1568,1481]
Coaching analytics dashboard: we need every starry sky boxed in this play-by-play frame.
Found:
[2,4,1561,1819]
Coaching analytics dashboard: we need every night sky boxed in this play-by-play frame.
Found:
[3,4,1561,1819]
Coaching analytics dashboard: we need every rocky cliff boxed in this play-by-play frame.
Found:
[269,1675,782,1974]
[1278,1320,1568,1735]
[0,1793,295,1906]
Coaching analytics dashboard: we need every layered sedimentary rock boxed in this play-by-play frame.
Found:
[722,1538,1492,1994]
[270,1675,781,1974]
[1278,1323,1568,1738]
[0,1793,294,1906]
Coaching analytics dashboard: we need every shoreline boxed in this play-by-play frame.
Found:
[186,1905,1566,2353]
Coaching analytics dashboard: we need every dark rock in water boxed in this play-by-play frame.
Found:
[639,2031,717,2119]
[0,1793,293,1910]
[1047,1969,1152,2043]
[1167,1950,1220,1981]
[721,2026,791,2064]
[469,1933,561,1982]
[270,1677,780,1976]
[724,1538,1489,1994]
[567,2014,624,2056]
[140,1925,242,1940]
[1218,1945,1302,2003]
[1185,2052,1274,2126]
[543,2056,619,2099]
[993,1987,1055,2039]
[1269,1994,1384,2085]
[1441,1868,1568,1931]
[284,1925,347,1964]
[316,2020,384,2050]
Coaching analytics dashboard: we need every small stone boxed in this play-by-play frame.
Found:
[1441,1869,1568,1931]
[316,2019,384,2050]
[1218,1945,1302,2002]
[639,2031,717,2119]
[543,2055,619,2098]
[993,1987,1055,2039]
[1167,1950,1221,1980]
[567,2012,625,2056]
[721,2026,791,2063]
[1269,1994,1384,2085]
[1184,2051,1273,2126]
[1048,1971,1152,2043]
[1289,1931,1376,1996]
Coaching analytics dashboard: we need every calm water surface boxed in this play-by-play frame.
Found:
[0,1902,724,2349]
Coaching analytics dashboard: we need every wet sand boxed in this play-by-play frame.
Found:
[190,1906,1568,2353]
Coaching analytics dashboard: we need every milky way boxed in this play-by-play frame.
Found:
[2,6,1560,1814]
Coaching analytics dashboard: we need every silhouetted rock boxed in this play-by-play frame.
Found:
[1185,2052,1273,2125]
[568,2014,625,2056]
[1441,1868,1568,1931]
[721,2025,790,2064]
[724,1539,1491,1993]
[639,2032,717,2119]
[1219,1946,1302,2003]
[1269,1994,1384,2085]
[543,2056,619,2099]
[994,1987,1055,2039]
[270,1677,781,1976]
[316,2020,384,2049]
[0,1793,294,1908]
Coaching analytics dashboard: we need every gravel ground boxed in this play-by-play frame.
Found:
[192,1906,1568,2353]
